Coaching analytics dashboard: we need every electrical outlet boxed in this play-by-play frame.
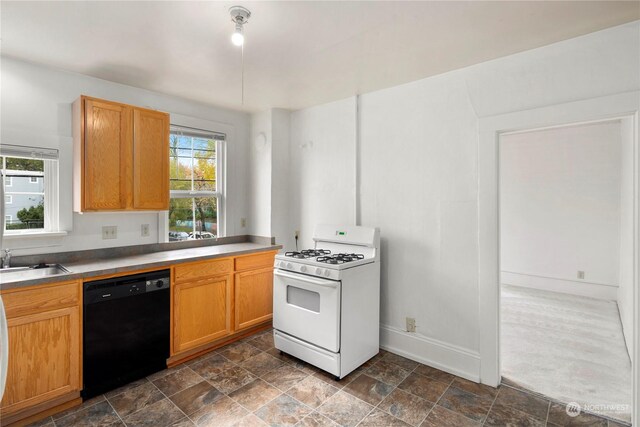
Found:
[294,230,299,239]
[577,271,585,279]
[406,317,416,333]
[241,218,247,228]
[141,224,150,237]
[102,226,117,240]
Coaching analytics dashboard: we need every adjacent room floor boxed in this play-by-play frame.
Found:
[29,328,622,427]
[501,284,632,424]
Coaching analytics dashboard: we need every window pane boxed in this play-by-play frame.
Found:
[5,194,44,230]
[169,134,216,192]
[169,156,192,191]
[3,157,45,231]
[2,157,44,172]
[193,138,216,192]
[193,197,217,237]
[168,197,217,241]
[168,198,193,241]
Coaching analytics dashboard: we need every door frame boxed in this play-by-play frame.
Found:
[477,91,639,424]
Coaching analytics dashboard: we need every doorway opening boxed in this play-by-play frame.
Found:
[498,118,633,424]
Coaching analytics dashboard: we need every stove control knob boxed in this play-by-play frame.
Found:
[286,263,293,269]
[324,270,331,277]
[316,268,322,275]
[300,266,307,272]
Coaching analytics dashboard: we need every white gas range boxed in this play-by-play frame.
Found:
[273,224,380,379]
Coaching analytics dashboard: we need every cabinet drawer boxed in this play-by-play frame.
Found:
[1,281,80,319]
[174,258,233,283]
[235,251,276,272]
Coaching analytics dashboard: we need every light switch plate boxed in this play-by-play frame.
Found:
[141,224,150,237]
[102,226,117,240]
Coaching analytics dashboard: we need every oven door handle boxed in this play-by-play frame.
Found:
[274,269,339,287]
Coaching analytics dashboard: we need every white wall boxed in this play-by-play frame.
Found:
[1,57,251,254]
[359,70,480,353]
[248,111,272,237]
[289,97,357,250]
[618,117,635,357]
[500,121,623,299]
[282,21,639,380]
[248,108,292,250]
[271,109,293,251]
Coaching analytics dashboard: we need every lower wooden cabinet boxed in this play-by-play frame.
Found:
[172,273,232,354]
[0,281,81,425]
[171,251,277,359]
[0,250,278,423]
[234,266,274,331]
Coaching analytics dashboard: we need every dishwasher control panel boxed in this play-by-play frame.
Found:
[146,276,170,292]
[84,269,170,304]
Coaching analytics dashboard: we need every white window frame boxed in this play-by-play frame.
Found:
[4,195,11,205]
[4,177,11,187]
[29,176,38,184]
[1,145,64,238]
[161,114,232,243]
[165,124,226,242]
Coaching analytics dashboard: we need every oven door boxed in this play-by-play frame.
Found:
[273,269,341,353]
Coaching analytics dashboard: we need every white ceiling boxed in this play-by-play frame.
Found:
[2,1,638,113]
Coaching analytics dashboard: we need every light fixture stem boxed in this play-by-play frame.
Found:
[241,42,245,106]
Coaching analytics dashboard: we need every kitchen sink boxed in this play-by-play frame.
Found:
[0,264,71,282]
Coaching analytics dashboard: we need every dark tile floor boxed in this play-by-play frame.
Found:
[28,329,628,427]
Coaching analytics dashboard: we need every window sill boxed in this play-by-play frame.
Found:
[3,231,68,240]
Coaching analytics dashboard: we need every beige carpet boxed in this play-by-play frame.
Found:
[501,284,632,423]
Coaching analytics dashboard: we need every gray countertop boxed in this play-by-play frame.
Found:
[1,242,281,290]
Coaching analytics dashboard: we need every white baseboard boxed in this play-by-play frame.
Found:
[617,294,633,361]
[379,324,481,383]
[501,271,618,300]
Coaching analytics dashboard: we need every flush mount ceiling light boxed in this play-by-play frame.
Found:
[229,5,250,47]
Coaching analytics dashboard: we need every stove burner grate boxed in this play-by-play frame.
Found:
[285,249,331,259]
[316,253,365,264]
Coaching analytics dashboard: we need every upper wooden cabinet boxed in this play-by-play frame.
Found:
[73,95,169,212]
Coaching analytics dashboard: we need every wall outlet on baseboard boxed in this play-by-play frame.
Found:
[294,230,300,240]
[577,271,585,280]
[141,224,150,237]
[240,218,247,228]
[102,226,117,240]
[406,317,416,333]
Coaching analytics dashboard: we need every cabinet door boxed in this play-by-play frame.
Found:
[84,99,132,210]
[234,267,274,331]
[0,307,80,414]
[133,108,169,210]
[173,274,231,354]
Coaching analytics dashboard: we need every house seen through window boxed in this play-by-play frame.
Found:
[1,145,59,234]
[168,126,224,242]
[2,156,45,231]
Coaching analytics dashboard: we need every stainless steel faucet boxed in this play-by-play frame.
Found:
[1,249,11,269]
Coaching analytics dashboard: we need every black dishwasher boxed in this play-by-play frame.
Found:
[82,269,170,399]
